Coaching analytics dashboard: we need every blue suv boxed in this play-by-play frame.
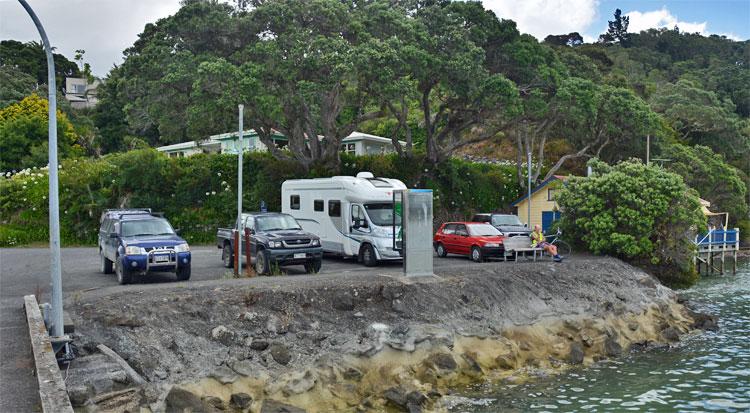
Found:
[98,209,191,284]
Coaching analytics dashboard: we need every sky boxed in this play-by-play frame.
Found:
[1,0,748,78]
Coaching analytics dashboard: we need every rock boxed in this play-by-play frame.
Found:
[250,339,270,351]
[425,353,457,372]
[211,325,236,346]
[266,315,287,335]
[205,396,226,410]
[353,311,364,318]
[568,342,585,365]
[495,353,516,370]
[661,326,681,342]
[581,334,594,347]
[333,293,355,311]
[691,313,719,332]
[67,384,90,406]
[261,400,307,413]
[628,322,640,331]
[154,369,169,380]
[391,299,406,313]
[383,387,408,410]
[342,367,363,381]
[230,393,253,410]
[518,341,532,351]
[231,359,255,376]
[406,390,427,408]
[461,352,484,376]
[283,370,316,395]
[165,387,216,413]
[240,312,258,321]
[211,365,238,384]
[270,343,292,365]
[603,337,622,357]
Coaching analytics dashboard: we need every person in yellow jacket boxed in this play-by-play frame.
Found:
[530,224,563,262]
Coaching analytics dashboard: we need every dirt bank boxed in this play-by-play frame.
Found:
[64,256,714,412]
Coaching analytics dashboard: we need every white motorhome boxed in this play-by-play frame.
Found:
[281,172,406,266]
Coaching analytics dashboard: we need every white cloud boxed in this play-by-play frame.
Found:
[625,7,707,34]
[482,0,600,39]
[0,0,181,77]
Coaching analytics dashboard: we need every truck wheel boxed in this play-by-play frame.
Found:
[360,244,377,267]
[304,259,322,274]
[255,250,270,275]
[116,258,132,285]
[436,243,448,258]
[471,246,483,263]
[176,265,191,281]
[101,251,113,274]
[222,243,234,268]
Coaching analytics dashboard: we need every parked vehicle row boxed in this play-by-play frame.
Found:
[97,172,534,283]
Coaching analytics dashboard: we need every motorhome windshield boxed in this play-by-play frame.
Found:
[491,215,523,226]
[364,203,401,226]
[256,215,302,231]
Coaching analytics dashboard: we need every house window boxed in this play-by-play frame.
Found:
[290,195,300,210]
[340,143,356,155]
[314,200,324,212]
[547,188,558,201]
[74,84,86,94]
[328,200,341,217]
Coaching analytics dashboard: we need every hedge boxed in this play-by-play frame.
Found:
[0,149,521,246]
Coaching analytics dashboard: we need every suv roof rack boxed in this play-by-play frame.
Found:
[100,208,152,223]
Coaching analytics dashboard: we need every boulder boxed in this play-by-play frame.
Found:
[269,343,292,365]
[691,313,719,332]
[250,339,270,351]
[661,326,681,342]
[210,365,238,384]
[283,370,316,395]
[568,342,585,365]
[425,353,457,372]
[165,387,217,413]
[211,325,236,346]
[260,400,306,413]
[603,337,622,357]
[495,353,516,370]
[230,393,253,410]
[204,396,226,410]
[342,367,363,381]
[332,294,354,311]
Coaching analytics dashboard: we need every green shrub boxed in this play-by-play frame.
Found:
[556,158,707,287]
[0,149,521,246]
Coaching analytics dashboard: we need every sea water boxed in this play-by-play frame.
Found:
[451,261,750,412]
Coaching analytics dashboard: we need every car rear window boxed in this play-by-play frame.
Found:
[442,224,456,234]
[468,224,501,236]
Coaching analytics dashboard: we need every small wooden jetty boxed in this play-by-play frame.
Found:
[694,228,740,275]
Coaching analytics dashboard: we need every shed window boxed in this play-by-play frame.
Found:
[328,200,341,217]
[314,200,324,212]
[290,195,300,210]
[547,188,558,201]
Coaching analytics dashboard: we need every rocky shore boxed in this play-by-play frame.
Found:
[64,256,716,412]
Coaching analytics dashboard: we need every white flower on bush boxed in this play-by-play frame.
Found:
[32,207,36,211]
[217,172,222,177]
[205,192,210,196]
[211,191,216,195]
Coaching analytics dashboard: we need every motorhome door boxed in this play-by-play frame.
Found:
[326,199,345,254]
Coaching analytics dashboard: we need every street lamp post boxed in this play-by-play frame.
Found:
[525,121,532,228]
[236,105,244,275]
[17,0,64,341]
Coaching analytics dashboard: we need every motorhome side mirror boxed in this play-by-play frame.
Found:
[524,223,528,227]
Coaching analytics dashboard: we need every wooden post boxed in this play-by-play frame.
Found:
[244,228,255,277]
[233,230,240,276]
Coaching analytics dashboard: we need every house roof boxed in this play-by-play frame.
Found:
[210,129,287,141]
[510,175,570,207]
[343,132,406,146]
[156,139,220,152]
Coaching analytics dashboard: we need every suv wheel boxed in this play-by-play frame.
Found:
[222,243,234,268]
[255,250,270,275]
[176,265,191,281]
[436,243,448,258]
[360,244,377,267]
[115,257,132,285]
[471,246,483,263]
[101,251,113,274]
[304,259,322,274]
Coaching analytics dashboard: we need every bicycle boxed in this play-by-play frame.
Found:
[545,227,572,257]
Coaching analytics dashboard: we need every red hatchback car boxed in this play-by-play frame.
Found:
[434,222,506,262]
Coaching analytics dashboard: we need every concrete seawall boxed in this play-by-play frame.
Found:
[64,256,711,412]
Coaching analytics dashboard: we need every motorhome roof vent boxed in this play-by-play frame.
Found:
[356,172,374,179]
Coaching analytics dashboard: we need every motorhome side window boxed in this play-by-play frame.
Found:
[314,200,324,212]
[290,195,300,210]
[328,200,341,217]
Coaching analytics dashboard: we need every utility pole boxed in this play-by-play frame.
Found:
[17,0,63,340]
[646,134,650,165]
[525,121,532,228]
[236,105,244,273]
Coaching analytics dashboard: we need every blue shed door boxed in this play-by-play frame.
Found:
[542,211,561,232]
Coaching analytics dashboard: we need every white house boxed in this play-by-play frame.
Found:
[156,130,404,158]
[64,77,101,109]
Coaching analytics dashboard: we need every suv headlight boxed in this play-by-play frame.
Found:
[311,239,320,246]
[174,243,190,253]
[269,241,283,248]
[125,246,146,255]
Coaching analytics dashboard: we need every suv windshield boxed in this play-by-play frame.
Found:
[468,224,501,236]
[256,215,301,232]
[364,203,400,226]
[121,219,174,237]
[491,215,523,226]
